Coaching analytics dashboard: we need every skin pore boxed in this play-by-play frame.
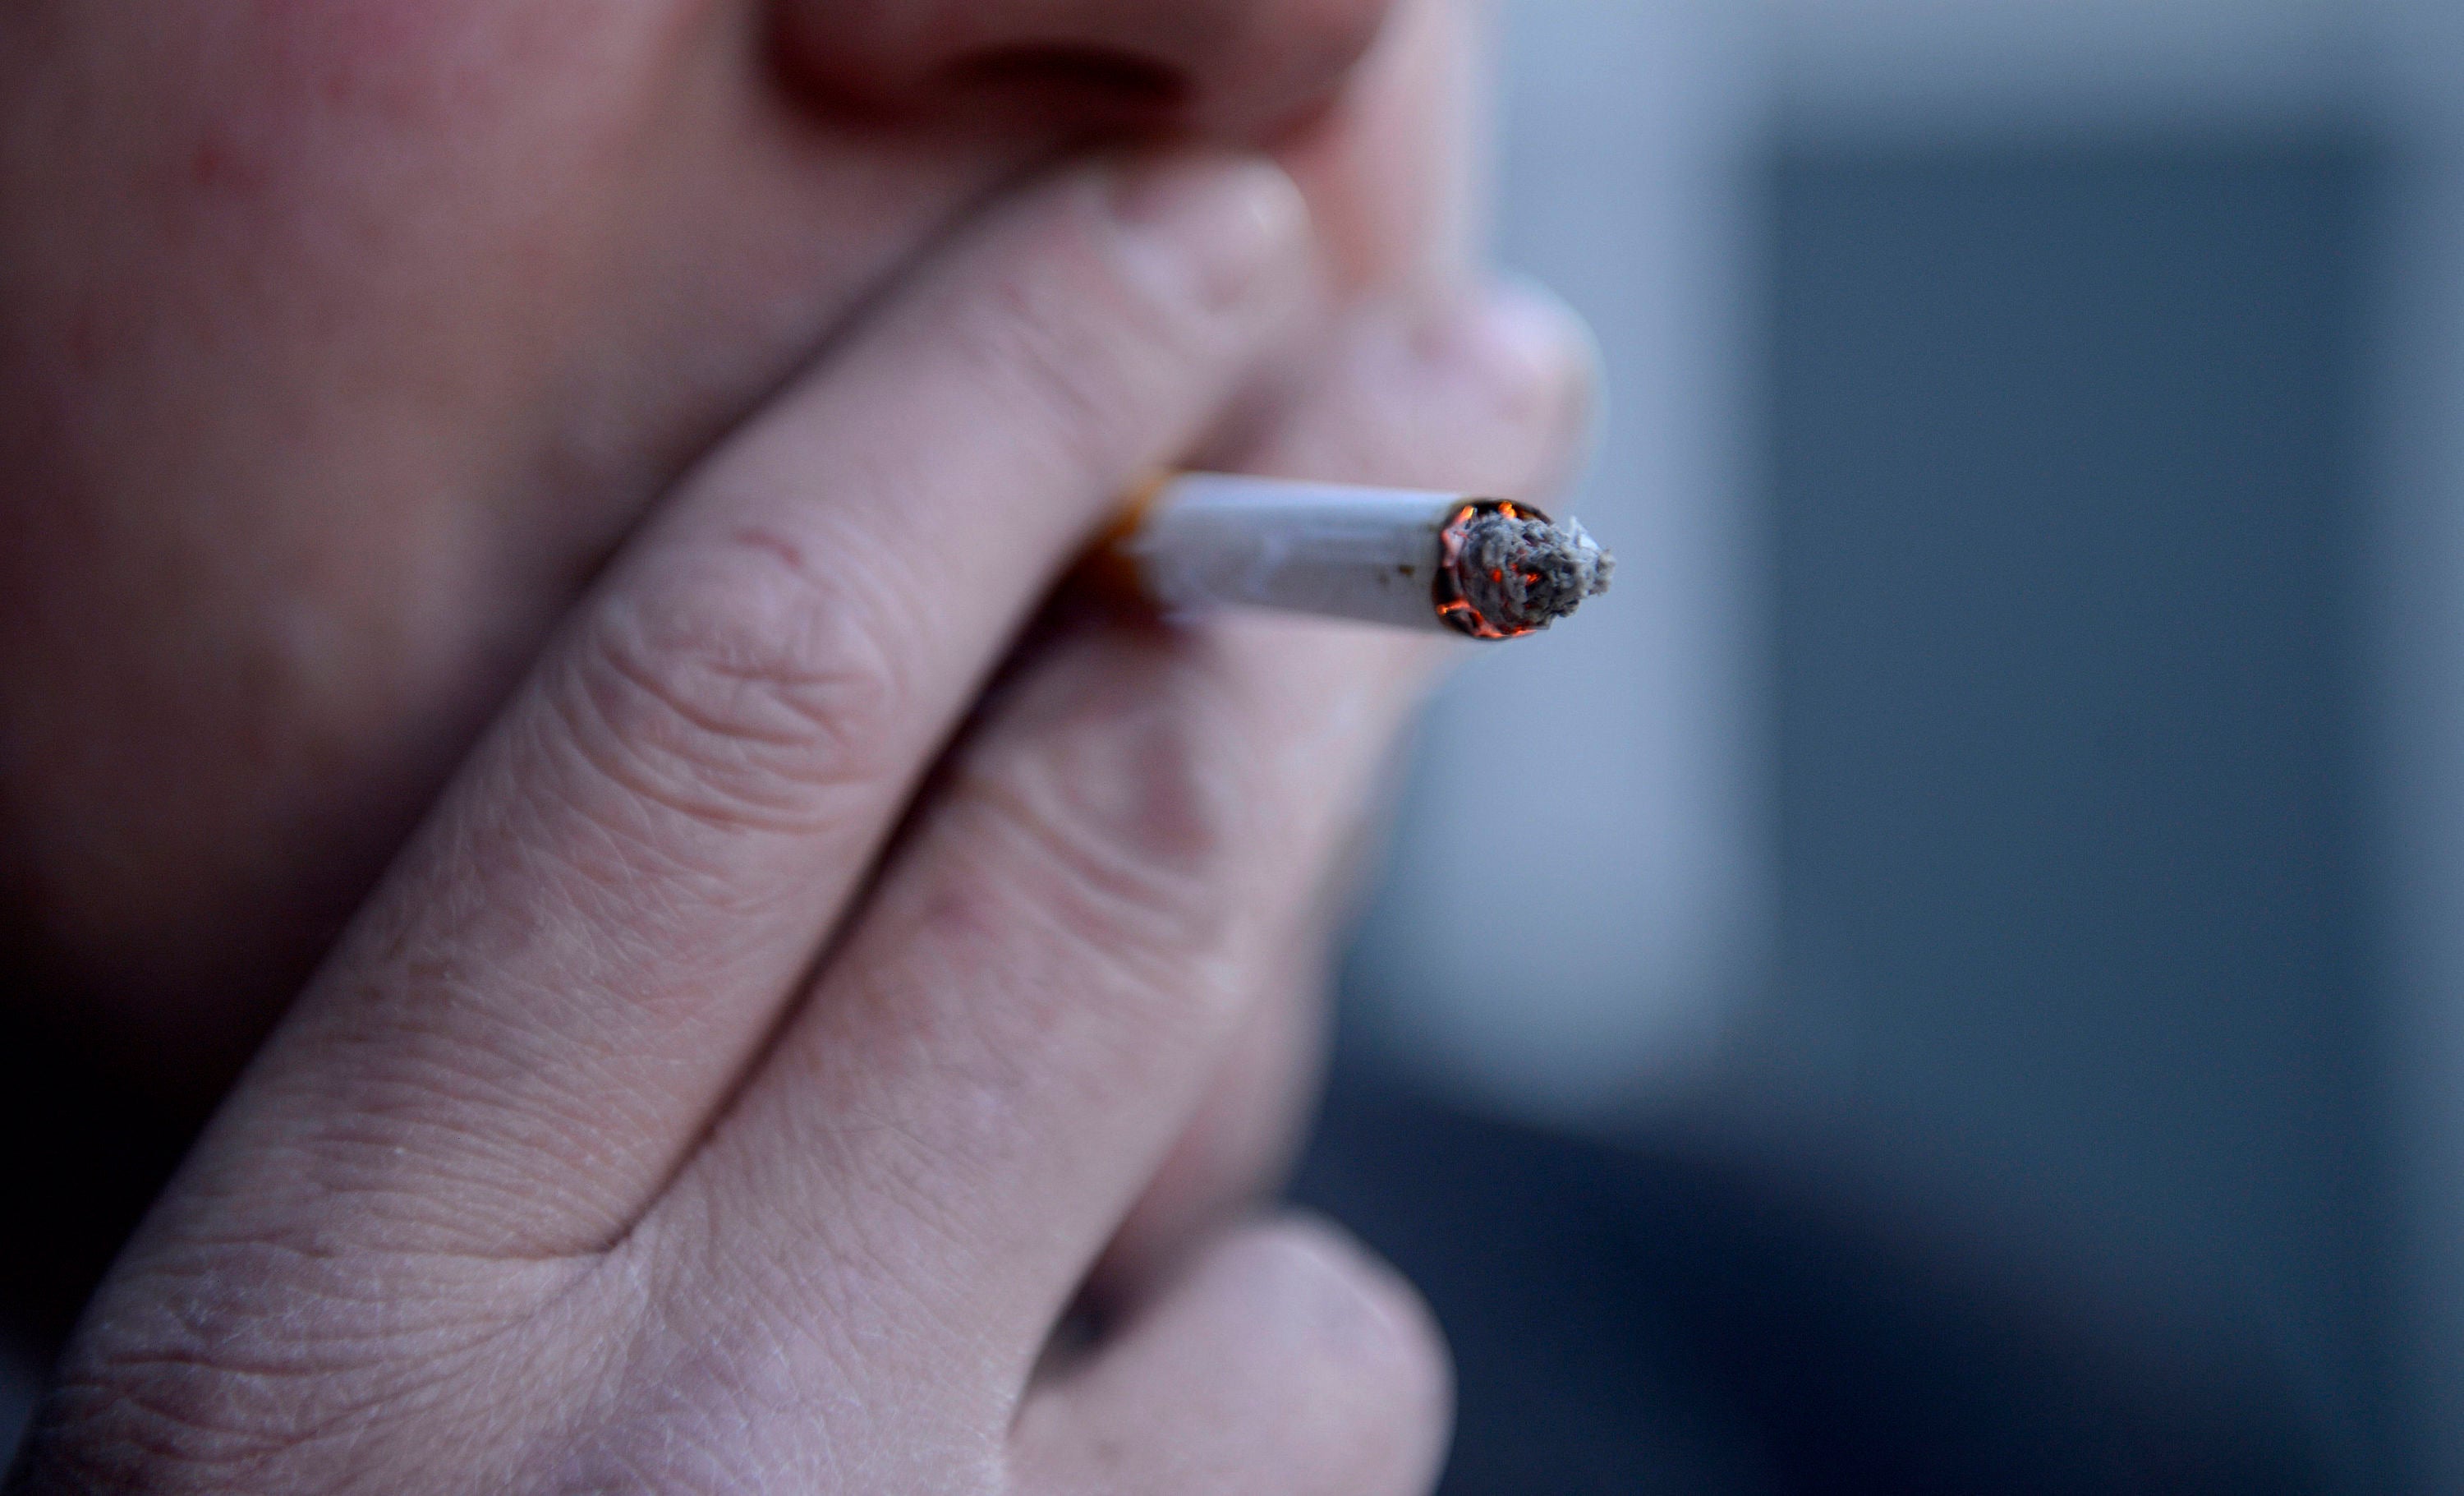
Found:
[0,1,1593,1489]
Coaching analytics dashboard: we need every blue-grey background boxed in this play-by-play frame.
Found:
[1329,2,2464,1489]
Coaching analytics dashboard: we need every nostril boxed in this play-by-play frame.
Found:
[940,43,1191,122]
[774,0,1392,135]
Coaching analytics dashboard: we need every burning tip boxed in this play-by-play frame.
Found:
[1450,506,1615,638]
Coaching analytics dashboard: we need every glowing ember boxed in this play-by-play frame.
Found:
[1437,501,1614,638]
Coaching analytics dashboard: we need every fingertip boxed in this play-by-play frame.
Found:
[1193,1214,1456,1492]
[1236,1213,1453,1398]
[1424,274,1600,444]
[1105,150,1314,314]
[1020,1212,1454,1496]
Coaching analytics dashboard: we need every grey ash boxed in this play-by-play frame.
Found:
[1455,510,1615,633]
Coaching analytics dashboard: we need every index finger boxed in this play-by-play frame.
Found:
[183,152,1315,1261]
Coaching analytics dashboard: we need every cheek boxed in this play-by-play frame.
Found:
[0,0,1035,1083]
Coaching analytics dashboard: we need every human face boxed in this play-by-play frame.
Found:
[0,0,1468,1088]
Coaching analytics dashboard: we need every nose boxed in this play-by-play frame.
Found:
[773,0,1398,135]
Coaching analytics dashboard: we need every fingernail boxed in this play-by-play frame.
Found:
[1109,152,1310,311]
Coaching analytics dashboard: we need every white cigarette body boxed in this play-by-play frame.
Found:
[1114,472,1614,639]
[1126,473,1463,632]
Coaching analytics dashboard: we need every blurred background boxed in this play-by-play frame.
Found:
[1301,1,2464,1490]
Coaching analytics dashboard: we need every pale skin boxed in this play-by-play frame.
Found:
[0,2,1593,1490]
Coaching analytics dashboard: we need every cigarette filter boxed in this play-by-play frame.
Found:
[1110,472,1614,639]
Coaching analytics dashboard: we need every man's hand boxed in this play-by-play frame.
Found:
[9,147,1591,1492]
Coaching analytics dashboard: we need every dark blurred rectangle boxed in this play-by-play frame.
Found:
[1303,138,2388,1494]
[1768,140,2384,1478]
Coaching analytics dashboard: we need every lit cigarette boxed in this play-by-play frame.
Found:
[1106,472,1614,639]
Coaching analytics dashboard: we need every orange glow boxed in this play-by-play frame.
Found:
[1437,499,1553,640]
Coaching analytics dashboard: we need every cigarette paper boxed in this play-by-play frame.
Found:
[1109,472,1614,639]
